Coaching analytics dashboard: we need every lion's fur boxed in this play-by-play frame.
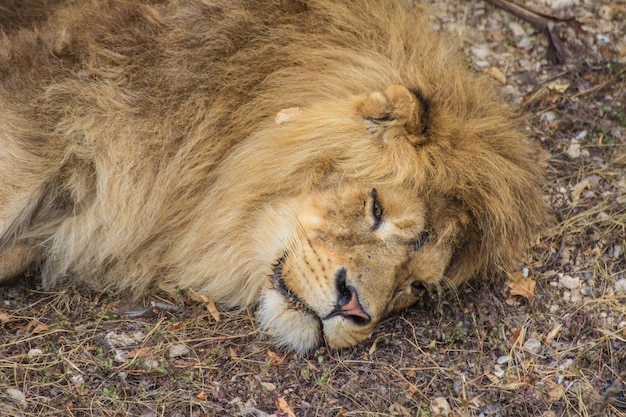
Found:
[0,0,548,352]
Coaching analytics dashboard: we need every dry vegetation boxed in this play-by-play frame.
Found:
[1,0,625,416]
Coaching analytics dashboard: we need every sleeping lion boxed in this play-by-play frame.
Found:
[0,0,548,354]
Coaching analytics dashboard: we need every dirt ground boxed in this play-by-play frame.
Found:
[1,1,625,416]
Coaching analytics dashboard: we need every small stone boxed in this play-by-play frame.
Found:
[27,348,43,359]
[540,111,557,124]
[580,285,591,296]
[496,355,510,365]
[615,279,626,295]
[260,381,276,392]
[569,288,582,303]
[484,66,507,84]
[71,375,85,385]
[143,358,160,370]
[596,34,610,44]
[508,22,526,38]
[6,388,26,404]
[471,46,490,59]
[430,396,451,416]
[566,141,581,159]
[546,0,579,10]
[559,275,580,290]
[105,331,144,348]
[523,338,542,354]
[168,344,190,358]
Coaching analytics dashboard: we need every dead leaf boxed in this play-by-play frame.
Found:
[275,396,297,417]
[206,298,220,322]
[484,66,507,84]
[389,403,411,416]
[195,391,208,400]
[368,339,377,355]
[187,289,220,321]
[187,288,209,303]
[485,373,500,384]
[571,179,590,200]
[260,381,276,392]
[0,312,11,322]
[275,107,301,125]
[229,346,238,360]
[506,271,536,299]
[500,382,527,390]
[125,348,150,359]
[547,385,565,402]
[31,321,49,334]
[545,323,563,344]
[509,327,523,346]
[547,81,570,93]
[537,148,552,169]
[407,382,420,396]
[267,349,287,366]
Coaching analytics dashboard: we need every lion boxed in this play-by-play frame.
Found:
[0,0,548,354]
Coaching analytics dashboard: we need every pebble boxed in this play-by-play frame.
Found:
[566,140,581,159]
[545,0,579,10]
[143,358,160,370]
[540,111,557,124]
[168,344,190,358]
[616,279,626,295]
[496,355,510,365]
[471,46,490,59]
[596,34,610,44]
[71,375,85,385]
[559,275,580,290]
[569,288,582,303]
[6,388,26,404]
[430,396,451,416]
[27,348,43,359]
[105,331,144,348]
[508,22,527,38]
[523,338,542,354]
[599,5,614,21]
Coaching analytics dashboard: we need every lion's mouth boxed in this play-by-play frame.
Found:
[270,256,318,318]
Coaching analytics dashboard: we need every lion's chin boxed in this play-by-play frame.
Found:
[257,283,376,354]
[257,286,322,355]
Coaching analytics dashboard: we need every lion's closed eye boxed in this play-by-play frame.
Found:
[370,188,384,230]
[413,231,431,251]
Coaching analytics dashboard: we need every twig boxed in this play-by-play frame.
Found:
[486,0,581,64]
[572,68,626,98]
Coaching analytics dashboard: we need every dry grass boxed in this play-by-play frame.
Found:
[1,1,625,416]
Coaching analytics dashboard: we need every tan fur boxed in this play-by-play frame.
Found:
[0,0,548,353]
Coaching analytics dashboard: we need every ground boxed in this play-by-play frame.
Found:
[1,1,625,416]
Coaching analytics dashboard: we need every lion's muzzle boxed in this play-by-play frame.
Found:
[322,268,371,324]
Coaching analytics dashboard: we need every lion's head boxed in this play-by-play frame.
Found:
[218,85,546,354]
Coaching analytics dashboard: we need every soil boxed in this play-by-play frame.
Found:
[1,1,625,416]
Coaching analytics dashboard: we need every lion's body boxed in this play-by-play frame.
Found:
[0,0,548,353]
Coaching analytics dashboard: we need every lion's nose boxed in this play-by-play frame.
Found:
[323,268,371,324]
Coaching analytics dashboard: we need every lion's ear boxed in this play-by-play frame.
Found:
[359,85,429,144]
